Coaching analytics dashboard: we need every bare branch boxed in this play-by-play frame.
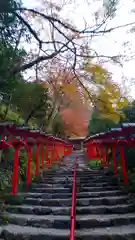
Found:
[15,8,79,33]
[14,12,42,48]
[82,21,135,34]
[13,40,70,74]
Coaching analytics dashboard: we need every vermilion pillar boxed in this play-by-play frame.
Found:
[64,145,67,156]
[120,145,128,184]
[46,145,49,168]
[49,144,54,166]
[112,145,118,176]
[35,143,40,176]
[100,145,103,166]
[96,144,100,159]
[100,145,105,167]
[106,146,110,167]
[53,144,58,161]
[46,144,53,168]
[57,144,64,160]
[52,143,55,162]
[12,147,20,194]
[26,146,32,185]
[41,144,45,169]
[11,140,27,195]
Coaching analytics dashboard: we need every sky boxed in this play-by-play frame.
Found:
[22,0,135,98]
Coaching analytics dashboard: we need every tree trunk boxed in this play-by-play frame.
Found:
[46,105,59,132]
[24,101,45,124]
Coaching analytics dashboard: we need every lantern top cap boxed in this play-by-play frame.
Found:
[15,124,29,130]
[111,128,122,131]
[0,121,15,126]
[30,129,40,133]
[99,132,106,135]
[122,123,135,127]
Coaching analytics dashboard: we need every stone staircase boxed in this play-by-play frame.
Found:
[1,151,135,239]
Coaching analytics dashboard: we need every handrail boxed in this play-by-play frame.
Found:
[70,160,77,240]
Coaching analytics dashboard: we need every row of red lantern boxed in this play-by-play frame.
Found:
[0,138,73,195]
[84,139,129,185]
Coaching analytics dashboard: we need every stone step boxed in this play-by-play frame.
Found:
[31,182,118,190]
[42,176,111,181]
[76,224,135,240]
[31,183,72,189]
[22,196,128,206]
[80,186,120,192]
[79,182,118,187]
[31,184,119,192]
[2,212,135,229]
[41,178,114,184]
[35,182,117,189]
[43,172,105,176]
[76,196,129,206]
[42,175,109,180]
[76,213,135,228]
[29,187,72,193]
[19,192,72,200]
[1,213,70,229]
[76,190,124,198]
[76,204,135,214]
[6,205,71,215]
[17,190,125,199]
[43,171,104,177]
[6,203,134,216]
[23,197,72,206]
[78,179,116,184]
[6,195,128,207]
[1,224,70,240]
[43,173,104,177]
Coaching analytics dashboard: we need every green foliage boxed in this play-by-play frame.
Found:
[0,166,12,193]
[11,81,51,125]
[51,113,66,137]
[124,147,135,169]
[88,101,135,196]
[3,215,9,225]
[122,101,135,123]
[117,102,135,170]
[103,0,119,18]
[0,40,26,93]
[0,104,24,122]
[0,0,27,92]
[114,167,135,195]
[88,108,117,135]
[0,0,28,48]
[88,160,101,168]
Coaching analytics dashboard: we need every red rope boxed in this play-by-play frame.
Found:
[70,160,77,240]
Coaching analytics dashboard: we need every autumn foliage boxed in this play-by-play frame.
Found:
[60,107,89,137]
[40,59,129,137]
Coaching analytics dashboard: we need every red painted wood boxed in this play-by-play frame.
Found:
[12,147,20,194]
[41,145,45,169]
[120,146,128,184]
[70,161,77,240]
[112,145,118,176]
[26,147,32,185]
[35,144,39,176]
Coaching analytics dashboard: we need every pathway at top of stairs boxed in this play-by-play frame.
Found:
[0,150,135,239]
